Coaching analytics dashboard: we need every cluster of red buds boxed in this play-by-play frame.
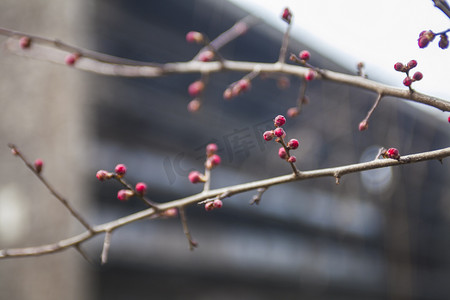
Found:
[394,60,423,87]
[186,31,215,62]
[188,143,223,211]
[418,30,449,49]
[18,36,81,66]
[223,78,251,99]
[263,115,300,164]
[290,50,316,81]
[187,80,205,112]
[204,199,223,211]
[95,164,145,201]
[188,143,221,184]
[380,148,400,160]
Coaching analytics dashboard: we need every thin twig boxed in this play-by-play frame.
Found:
[8,144,93,232]
[178,206,197,250]
[278,21,292,63]
[1,147,448,259]
[250,187,268,205]
[433,0,450,19]
[114,176,159,209]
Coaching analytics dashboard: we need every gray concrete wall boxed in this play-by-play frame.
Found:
[0,1,93,299]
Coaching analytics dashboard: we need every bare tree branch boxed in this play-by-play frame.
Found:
[1,147,448,259]
[0,28,449,113]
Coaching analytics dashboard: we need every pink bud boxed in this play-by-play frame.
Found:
[304,69,316,81]
[65,53,79,66]
[386,148,400,159]
[278,147,287,159]
[287,139,299,150]
[189,171,205,184]
[188,81,205,97]
[407,60,417,69]
[206,143,218,155]
[198,50,214,62]
[187,99,201,112]
[287,107,300,118]
[223,88,233,100]
[281,7,292,24]
[205,202,214,211]
[117,189,133,201]
[34,159,43,174]
[394,62,404,72]
[403,77,413,87]
[19,36,31,49]
[207,154,221,168]
[274,115,286,127]
[186,31,204,44]
[273,127,286,138]
[162,208,178,218]
[96,170,112,181]
[299,50,310,61]
[359,120,369,131]
[412,72,423,81]
[263,130,274,141]
[135,182,147,195]
[213,199,223,208]
[115,164,127,177]
[288,155,297,163]
[237,79,251,91]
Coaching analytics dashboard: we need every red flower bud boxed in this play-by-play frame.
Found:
[407,60,417,69]
[115,164,127,177]
[359,120,369,131]
[188,81,205,97]
[34,159,43,174]
[287,139,299,150]
[186,31,204,44]
[198,50,214,62]
[386,148,400,159]
[96,170,112,181]
[117,189,134,201]
[299,50,310,61]
[304,69,316,81]
[187,99,201,112]
[135,182,147,195]
[412,72,423,81]
[206,154,221,169]
[273,127,286,138]
[206,143,218,155]
[19,36,31,49]
[213,199,223,208]
[263,131,274,141]
[205,202,214,211]
[65,53,80,66]
[274,115,286,127]
[394,62,405,72]
[403,77,413,87]
[281,8,292,24]
[189,171,205,184]
[287,107,300,118]
[278,147,287,159]
[288,156,297,163]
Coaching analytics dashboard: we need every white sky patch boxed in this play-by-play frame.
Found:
[228,0,450,109]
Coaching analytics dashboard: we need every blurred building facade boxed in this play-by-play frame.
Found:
[1,0,449,299]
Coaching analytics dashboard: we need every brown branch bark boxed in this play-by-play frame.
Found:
[1,29,449,112]
[1,147,448,259]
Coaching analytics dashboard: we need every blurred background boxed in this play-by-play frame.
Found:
[0,0,449,299]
